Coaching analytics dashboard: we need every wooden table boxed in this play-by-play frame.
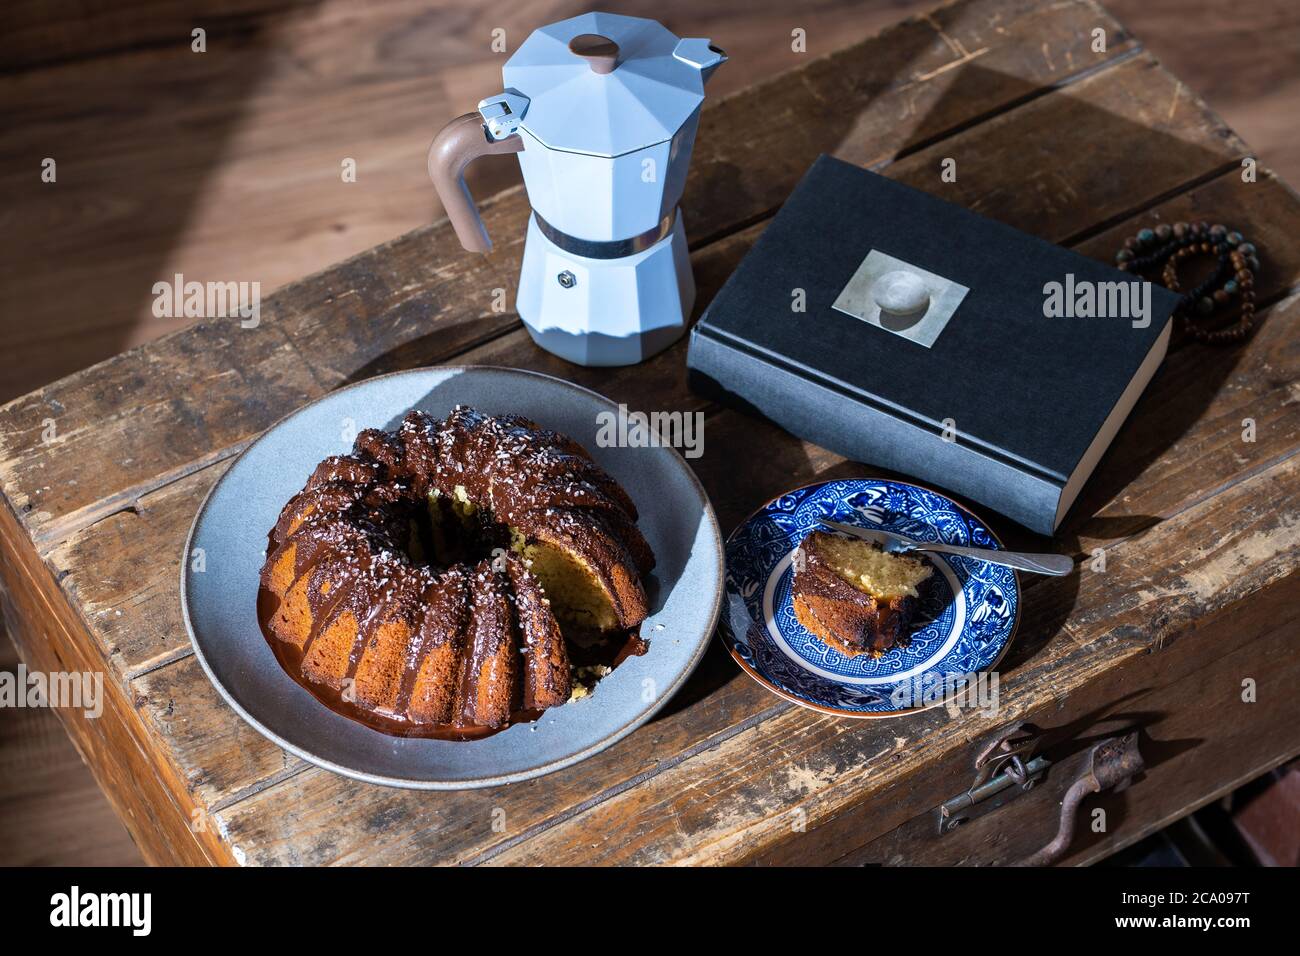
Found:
[2,0,1297,866]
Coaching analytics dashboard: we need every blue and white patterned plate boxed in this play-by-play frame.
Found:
[721,478,1020,718]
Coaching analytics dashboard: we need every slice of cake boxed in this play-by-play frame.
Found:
[792,530,933,658]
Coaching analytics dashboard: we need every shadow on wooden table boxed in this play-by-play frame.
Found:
[0,10,328,403]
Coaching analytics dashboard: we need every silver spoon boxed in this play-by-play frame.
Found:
[817,518,1074,576]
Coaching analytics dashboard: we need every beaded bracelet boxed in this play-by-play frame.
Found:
[1115,221,1259,344]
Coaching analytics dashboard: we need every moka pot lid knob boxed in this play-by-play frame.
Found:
[569,33,619,74]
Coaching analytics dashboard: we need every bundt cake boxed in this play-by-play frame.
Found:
[258,405,655,739]
[791,530,932,658]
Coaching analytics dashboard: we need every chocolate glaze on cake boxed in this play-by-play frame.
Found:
[258,405,654,740]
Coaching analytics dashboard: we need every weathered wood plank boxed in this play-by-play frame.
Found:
[147,651,779,863]
[889,54,1248,239]
[131,654,307,811]
[0,329,319,547]
[0,502,228,865]
[0,0,1137,546]
[38,174,1299,863]
[683,0,1142,240]
[47,467,231,684]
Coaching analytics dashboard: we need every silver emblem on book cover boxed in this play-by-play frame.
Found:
[832,250,968,348]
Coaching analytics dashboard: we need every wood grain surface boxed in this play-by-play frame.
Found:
[1,0,1297,865]
[1,0,1297,402]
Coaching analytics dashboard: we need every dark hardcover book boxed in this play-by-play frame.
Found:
[687,156,1179,535]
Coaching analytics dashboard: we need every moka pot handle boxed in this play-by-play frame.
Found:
[427,112,524,254]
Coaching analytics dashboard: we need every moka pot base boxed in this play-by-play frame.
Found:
[517,209,695,367]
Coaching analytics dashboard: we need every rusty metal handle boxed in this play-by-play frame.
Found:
[428,112,524,253]
[1019,732,1144,866]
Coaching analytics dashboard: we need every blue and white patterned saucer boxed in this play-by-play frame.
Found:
[721,478,1020,718]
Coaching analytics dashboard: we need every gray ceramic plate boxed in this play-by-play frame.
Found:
[181,366,724,790]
